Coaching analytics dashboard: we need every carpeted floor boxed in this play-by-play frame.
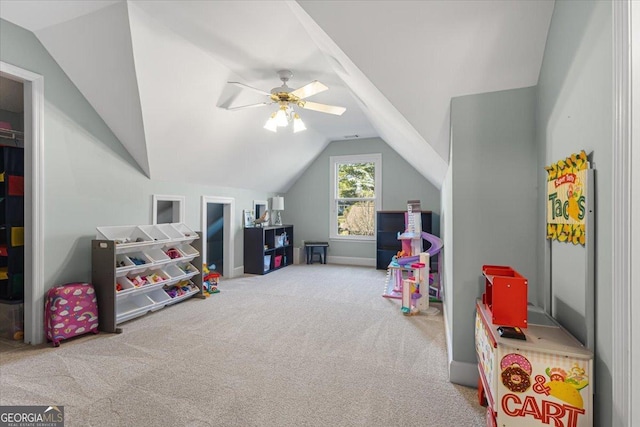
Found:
[0,264,484,426]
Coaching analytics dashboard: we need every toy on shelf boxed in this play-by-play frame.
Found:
[202,264,220,297]
[382,200,443,315]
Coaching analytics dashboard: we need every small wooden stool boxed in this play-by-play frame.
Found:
[305,242,329,264]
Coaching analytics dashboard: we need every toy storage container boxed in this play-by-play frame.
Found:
[169,223,198,244]
[116,294,153,324]
[154,223,185,240]
[96,226,156,250]
[176,244,198,261]
[0,300,23,340]
[138,225,171,245]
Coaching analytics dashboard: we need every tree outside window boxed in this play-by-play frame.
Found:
[330,154,382,240]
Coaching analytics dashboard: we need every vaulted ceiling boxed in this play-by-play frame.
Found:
[0,0,554,191]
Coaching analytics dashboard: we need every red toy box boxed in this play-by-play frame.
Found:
[481,265,528,328]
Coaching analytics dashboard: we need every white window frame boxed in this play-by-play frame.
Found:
[152,194,185,224]
[329,153,382,241]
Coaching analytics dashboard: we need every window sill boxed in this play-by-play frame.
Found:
[330,236,375,243]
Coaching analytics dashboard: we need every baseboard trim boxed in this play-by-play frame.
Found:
[449,360,479,388]
[443,301,454,369]
[442,302,478,387]
[234,266,245,278]
[326,256,376,267]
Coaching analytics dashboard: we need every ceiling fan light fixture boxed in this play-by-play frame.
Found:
[264,113,278,132]
[275,106,289,127]
[293,113,306,133]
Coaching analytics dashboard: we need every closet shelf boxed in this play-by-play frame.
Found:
[0,128,24,144]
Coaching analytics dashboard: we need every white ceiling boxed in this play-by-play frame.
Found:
[0,0,554,191]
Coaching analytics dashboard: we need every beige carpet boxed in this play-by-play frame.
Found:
[0,264,484,426]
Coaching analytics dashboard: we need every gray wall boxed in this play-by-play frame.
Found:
[0,19,271,286]
[284,137,441,261]
[536,1,613,425]
[445,87,538,384]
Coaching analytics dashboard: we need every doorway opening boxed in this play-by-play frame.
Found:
[207,203,224,274]
[1,62,45,345]
[200,196,234,278]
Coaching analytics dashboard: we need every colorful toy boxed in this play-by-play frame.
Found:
[383,200,443,314]
[202,264,220,296]
[401,261,426,315]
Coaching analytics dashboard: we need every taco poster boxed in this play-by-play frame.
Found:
[545,151,589,245]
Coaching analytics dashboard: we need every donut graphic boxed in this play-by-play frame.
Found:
[501,353,532,375]
[500,353,532,393]
[502,365,531,393]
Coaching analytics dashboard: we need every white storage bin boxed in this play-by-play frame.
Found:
[155,223,186,240]
[171,223,199,244]
[128,270,170,289]
[178,244,199,260]
[116,294,153,323]
[264,255,271,272]
[115,254,135,276]
[163,246,184,261]
[176,263,199,278]
[96,226,154,249]
[165,280,199,305]
[164,264,187,280]
[115,276,136,295]
[147,288,171,310]
[139,225,171,244]
[116,252,151,275]
[144,248,171,265]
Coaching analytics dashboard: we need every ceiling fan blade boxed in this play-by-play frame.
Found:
[227,101,273,111]
[301,101,346,116]
[228,81,271,96]
[290,81,328,99]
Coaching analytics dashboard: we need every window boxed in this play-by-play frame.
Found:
[152,195,185,224]
[330,154,382,240]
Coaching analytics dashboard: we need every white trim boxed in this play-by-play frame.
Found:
[325,256,375,267]
[200,196,235,278]
[631,32,640,427]
[233,266,244,277]
[152,194,185,224]
[613,2,633,425]
[253,199,268,222]
[0,61,45,345]
[628,1,640,425]
[448,360,478,388]
[441,299,479,387]
[329,153,382,241]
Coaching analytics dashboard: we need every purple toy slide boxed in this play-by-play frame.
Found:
[396,232,443,265]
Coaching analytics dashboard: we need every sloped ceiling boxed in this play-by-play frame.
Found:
[0,0,554,191]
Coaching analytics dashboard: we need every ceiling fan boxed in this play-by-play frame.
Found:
[227,70,346,132]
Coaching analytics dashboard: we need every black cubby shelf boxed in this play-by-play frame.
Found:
[244,225,293,275]
[376,211,435,270]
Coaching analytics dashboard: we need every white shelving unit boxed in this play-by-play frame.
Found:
[92,223,203,333]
